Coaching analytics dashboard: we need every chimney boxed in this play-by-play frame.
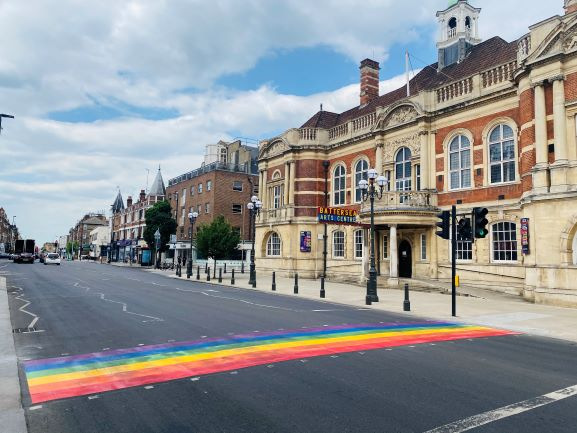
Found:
[127,196,133,207]
[359,58,380,106]
[139,189,146,202]
[565,0,577,14]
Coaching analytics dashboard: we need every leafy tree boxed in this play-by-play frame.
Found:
[196,215,240,263]
[143,200,177,253]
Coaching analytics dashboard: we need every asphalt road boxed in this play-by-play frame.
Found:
[3,260,577,433]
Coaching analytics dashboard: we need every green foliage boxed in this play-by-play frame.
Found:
[143,200,177,252]
[195,215,240,261]
[66,241,78,254]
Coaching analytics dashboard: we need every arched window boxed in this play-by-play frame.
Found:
[266,233,281,257]
[491,222,518,262]
[354,229,364,259]
[395,147,412,192]
[333,231,345,258]
[572,234,577,265]
[489,124,516,184]
[465,16,471,29]
[449,135,471,190]
[333,165,346,205]
[354,160,369,203]
[448,17,457,37]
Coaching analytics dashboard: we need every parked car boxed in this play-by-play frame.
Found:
[0,252,11,259]
[44,253,61,266]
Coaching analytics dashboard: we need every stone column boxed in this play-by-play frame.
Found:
[375,137,384,172]
[419,130,429,190]
[551,77,569,192]
[388,224,398,286]
[261,170,268,209]
[533,83,549,193]
[429,131,437,190]
[288,161,296,206]
[361,228,369,281]
[283,162,290,206]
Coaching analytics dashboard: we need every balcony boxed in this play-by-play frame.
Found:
[359,191,438,225]
[258,206,295,225]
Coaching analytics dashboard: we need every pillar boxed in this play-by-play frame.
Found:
[419,130,430,190]
[288,161,296,206]
[533,83,549,193]
[375,138,384,172]
[261,170,268,209]
[284,162,290,206]
[429,131,437,190]
[388,224,398,286]
[551,77,569,192]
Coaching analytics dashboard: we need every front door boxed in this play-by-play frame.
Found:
[398,240,412,278]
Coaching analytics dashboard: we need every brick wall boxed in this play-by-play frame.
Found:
[566,72,577,101]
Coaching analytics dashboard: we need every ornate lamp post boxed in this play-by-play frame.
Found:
[154,229,161,269]
[186,211,198,278]
[358,168,388,305]
[247,195,262,288]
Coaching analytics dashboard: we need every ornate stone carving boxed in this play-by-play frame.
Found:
[563,29,577,51]
[260,140,288,158]
[383,106,418,129]
[383,133,419,162]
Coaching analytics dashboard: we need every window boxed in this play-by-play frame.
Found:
[452,217,473,260]
[395,147,412,192]
[232,204,242,214]
[266,233,281,256]
[197,204,201,214]
[233,181,243,191]
[354,230,364,259]
[492,222,518,262]
[182,188,186,205]
[354,160,369,203]
[385,170,391,191]
[205,203,210,214]
[207,181,212,192]
[220,148,227,164]
[420,234,427,260]
[383,235,388,259]
[572,234,577,265]
[415,164,421,191]
[272,185,282,209]
[333,231,345,258]
[198,183,203,193]
[181,208,185,225]
[333,165,346,205]
[489,124,516,184]
[449,135,471,190]
[190,186,195,196]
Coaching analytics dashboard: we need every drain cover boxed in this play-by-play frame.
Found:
[13,327,38,334]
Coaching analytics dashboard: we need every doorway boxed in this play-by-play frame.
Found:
[398,240,412,278]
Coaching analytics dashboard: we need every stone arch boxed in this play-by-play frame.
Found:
[376,102,421,131]
[560,214,577,265]
[262,230,282,257]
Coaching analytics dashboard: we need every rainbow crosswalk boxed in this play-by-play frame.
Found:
[24,322,516,403]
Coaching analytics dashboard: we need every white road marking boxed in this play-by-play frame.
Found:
[200,292,298,311]
[29,405,43,410]
[423,384,577,433]
[12,286,40,329]
[190,377,200,381]
[312,309,339,312]
[144,386,154,389]
[87,395,100,400]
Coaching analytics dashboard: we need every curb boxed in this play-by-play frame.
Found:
[0,276,27,433]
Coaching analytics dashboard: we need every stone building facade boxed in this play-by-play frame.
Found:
[0,207,18,253]
[69,213,108,258]
[256,0,577,307]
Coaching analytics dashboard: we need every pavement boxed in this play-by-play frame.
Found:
[143,263,577,343]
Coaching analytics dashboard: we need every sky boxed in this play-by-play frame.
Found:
[0,0,564,244]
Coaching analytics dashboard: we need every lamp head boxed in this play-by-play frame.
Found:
[251,195,258,203]
[376,175,388,188]
[367,168,378,180]
[255,200,262,209]
[358,179,369,191]
[247,202,254,210]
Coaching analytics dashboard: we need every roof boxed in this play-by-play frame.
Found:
[301,37,517,129]
[149,168,166,197]
[112,191,124,213]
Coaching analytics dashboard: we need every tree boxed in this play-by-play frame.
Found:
[143,200,177,253]
[196,215,240,263]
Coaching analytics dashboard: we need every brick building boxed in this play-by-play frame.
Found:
[110,168,166,263]
[166,139,259,262]
[69,213,108,258]
[256,0,577,306]
[0,207,18,253]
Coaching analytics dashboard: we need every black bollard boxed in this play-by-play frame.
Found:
[218,268,222,283]
[196,265,200,280]
[403,283,411,312]
[272,272,276,291]
[207,267,211,282]
[231,268,235,285]
[224,263,227,274]
[293,273,299,294]
[213,265,216,279]
[205,262,208,274]
[320,276,325,298]
[241,261,245,274]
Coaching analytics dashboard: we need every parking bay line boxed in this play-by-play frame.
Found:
[423,384,577,433]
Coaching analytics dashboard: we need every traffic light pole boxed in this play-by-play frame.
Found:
[451,205,457,317]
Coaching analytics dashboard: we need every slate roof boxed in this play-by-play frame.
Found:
[112,191,124,213]
[149,168,166,197]
[301,37,517,129]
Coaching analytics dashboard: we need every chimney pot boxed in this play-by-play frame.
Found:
[359,58,380,106]
[127,196,133,207]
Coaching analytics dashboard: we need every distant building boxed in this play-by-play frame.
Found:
[0,208,18,253]
[90,226,110,259]
[69,214,108,258]
[110,168,166,263]
[166,139,259,262]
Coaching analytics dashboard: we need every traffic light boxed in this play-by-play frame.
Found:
[472,207,489,238]
[457,218,472,242]
[436,210,450,240]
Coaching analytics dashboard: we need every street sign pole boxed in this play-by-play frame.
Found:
[451,205,457,317]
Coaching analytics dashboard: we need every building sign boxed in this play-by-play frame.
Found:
[520,218,530,255]
[317,207,359,225]
[300,231,311,253]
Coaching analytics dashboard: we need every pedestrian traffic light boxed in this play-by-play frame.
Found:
[472,207,489,238]
[457,218,472,241]
[436,210,450,240]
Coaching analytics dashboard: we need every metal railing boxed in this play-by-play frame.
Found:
[361,191,437,213]
[168,161,258,186]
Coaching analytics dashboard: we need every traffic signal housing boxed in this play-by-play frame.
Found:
[436,210,450,240]
[472,207,489,239]
[457,218,472,242]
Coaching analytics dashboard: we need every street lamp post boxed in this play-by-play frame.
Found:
[320,160,330,298]
[154,229,161,269]
[0,113,14,134]
[247,195,262,288]
[358,169,388,305]
[186,211,198,278]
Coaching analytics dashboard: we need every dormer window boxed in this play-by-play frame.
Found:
[448,17,457,38]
